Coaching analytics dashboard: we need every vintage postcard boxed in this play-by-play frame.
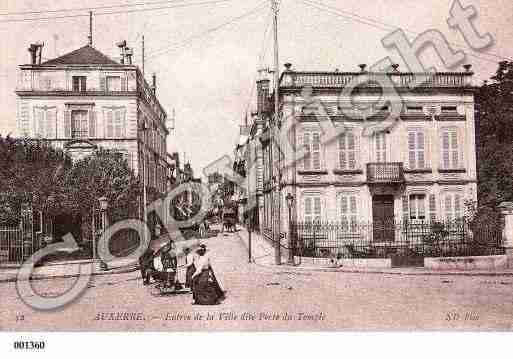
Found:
[1,0,513,342]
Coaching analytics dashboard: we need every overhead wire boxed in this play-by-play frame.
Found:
[299,0,513,65]
[0,0,234,24]
[145,1,267,61]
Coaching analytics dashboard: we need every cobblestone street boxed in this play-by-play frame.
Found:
[2,230,513,331]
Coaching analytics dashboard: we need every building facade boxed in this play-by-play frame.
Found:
[16,43,170,198]
[246,64,477,244]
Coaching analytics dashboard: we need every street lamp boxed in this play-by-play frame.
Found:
[98,196,109,271]
[286,192,294,265]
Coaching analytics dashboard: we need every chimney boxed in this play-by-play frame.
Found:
[391,64,400,72]
[463,64,472,72]
[256,69,270,115]
[152,73,157,94]
[284,62,292,71]
[358,64,367,72]
[125,47,133,65]
[28,44,38,65]
[28,43,44,65]
[116,40,127,64]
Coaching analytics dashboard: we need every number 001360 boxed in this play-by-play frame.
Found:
[13,341,45,350]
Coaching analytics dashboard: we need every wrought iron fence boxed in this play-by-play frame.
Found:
[290,220,504,259]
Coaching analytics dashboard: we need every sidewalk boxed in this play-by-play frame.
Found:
[236,227,513,277]
[0,237,201,283]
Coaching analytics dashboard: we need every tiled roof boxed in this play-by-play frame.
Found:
[41,45,121,66]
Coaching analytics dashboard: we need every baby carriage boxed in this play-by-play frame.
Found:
[146,238,190,295]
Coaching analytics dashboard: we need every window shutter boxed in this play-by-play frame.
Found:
[314,197,321,222]
[450,130,459,168]
[454,193,462,218]
[402,195,409,223]
[339,135,347,169]
[89,111,96,138]
[34,108,43,138]
[303,132,311,170]
[105,109,114,138]
[64,110,71,138]
[348,133,356,169]
[441,131,450,168]
[408,132,416,169]
[121,76,126,92]
[312,132,321,169]
[417,132,425,168]
[304,197,312,222]
[429,194,436,223]
[120,108,127,137]
[46,109,56,138]
[100,76,106,91]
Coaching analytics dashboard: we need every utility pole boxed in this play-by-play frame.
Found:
[88,11,93,46]
[142,35,145,78]
[272,0,281,265]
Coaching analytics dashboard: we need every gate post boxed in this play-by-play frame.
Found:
[499,202,513,268]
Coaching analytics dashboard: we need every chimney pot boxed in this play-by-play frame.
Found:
[463,64,472,72]
[358,64,367,72]
[284,63,292,71]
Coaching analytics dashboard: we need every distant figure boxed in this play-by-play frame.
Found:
[184,247,196,289]
[191,244,225,305]
[139,247,154,285]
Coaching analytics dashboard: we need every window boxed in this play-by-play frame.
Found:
[339,132,357,169]
[441,128,459,169]
[409,194,426,220]
[72,76,87,92]
[304,195,321,223]
[303,131,321,170]
[374,132,386,163]
[408,129,426,169]
[340,194,358,232]
[34,107,56,138]
[71,110,89,138]
[443,193,463,221]
[104,108,126,138]
[106,76,121,92]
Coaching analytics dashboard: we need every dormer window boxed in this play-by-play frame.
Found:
[72,76,87,92]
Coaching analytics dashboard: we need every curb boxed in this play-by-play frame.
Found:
[0,237,202,284]
[0,264,140,284]
[236,229,513,277]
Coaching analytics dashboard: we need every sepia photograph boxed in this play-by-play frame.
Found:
[1,0,513,354]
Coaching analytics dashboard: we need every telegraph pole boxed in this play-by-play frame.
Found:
[142,35,145,77]
[272,0,281,265]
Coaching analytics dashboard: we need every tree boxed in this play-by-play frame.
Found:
[475,61,513,214]
[64,148,141,239]
[0,135,71,226]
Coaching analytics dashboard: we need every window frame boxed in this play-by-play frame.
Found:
[407,128,426,170]
[70,109,89,139]
[440,127,460,169]
[72,76,87,92]
[409,194,427,221]
[302,129,322,171]
[339,131,358,170]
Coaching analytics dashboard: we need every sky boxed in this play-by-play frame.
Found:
[1,0,512,177]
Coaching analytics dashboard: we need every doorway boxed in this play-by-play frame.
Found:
[372,195,395,242]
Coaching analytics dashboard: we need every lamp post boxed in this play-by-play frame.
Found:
[98,196,109,271]
[286,192,294,265]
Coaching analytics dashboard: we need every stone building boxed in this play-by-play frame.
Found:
[16,42,171,197]
[245,63,477,243]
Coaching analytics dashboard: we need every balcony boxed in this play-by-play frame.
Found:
[367,163,404,184]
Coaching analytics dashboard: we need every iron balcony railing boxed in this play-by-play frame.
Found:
[367,162,404,183]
